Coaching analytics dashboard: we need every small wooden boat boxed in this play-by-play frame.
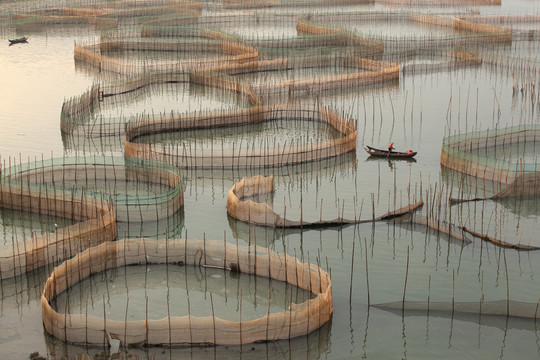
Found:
[365,145,417,158]
[8,37,28,45]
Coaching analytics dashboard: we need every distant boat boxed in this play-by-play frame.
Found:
[365,145,417,158]
[8,37,28,45]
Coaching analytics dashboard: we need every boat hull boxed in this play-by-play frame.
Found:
[365,146,417,158]
[8,37,28,45]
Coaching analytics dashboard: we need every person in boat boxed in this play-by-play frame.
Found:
[388,142,394,153]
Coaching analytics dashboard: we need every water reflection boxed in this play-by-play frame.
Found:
[3,2,540,359]
[0,208,75,254]
[44,319,331,360]
[98,82,250,120]
[227,214,285,247]
[495,197,540,218]
[364,156,417,164]
[440,166,540,247]
[227,214,357,247]
[441,166,502,200]
[375,304,540,332]
[61,131,125,156]
[0,264,52,315]
[364,156,417,173]
[116,208,185,240]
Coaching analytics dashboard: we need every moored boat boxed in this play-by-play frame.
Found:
[8,37,28,45]
[365,145,417,158]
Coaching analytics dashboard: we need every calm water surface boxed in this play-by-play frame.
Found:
[1,2,540,360]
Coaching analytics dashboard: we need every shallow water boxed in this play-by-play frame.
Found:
[81,82,252,130]
[133,118,342,150]
[1,2,540,360]
[352,19,456,38]
[222,24,299,39]
[53,264,313,321]
[0,31,95,159]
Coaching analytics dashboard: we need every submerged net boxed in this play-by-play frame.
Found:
[227,175,424,227]
[374,300,540,319]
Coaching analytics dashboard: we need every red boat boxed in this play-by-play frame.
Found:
[365,146,417,158]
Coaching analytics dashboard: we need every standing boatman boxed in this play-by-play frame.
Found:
[388,142,394,153]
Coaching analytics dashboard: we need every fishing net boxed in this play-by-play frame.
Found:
[441,125,540,199]
[9,0,201,31]
[62,53,398,137]
[301,12,511,52]
[74,36,258,75]
[124,104,357,170]
[4,156,184,222]
[227,175,424,227]
[42,237,333,346]
[0,164,116,279]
